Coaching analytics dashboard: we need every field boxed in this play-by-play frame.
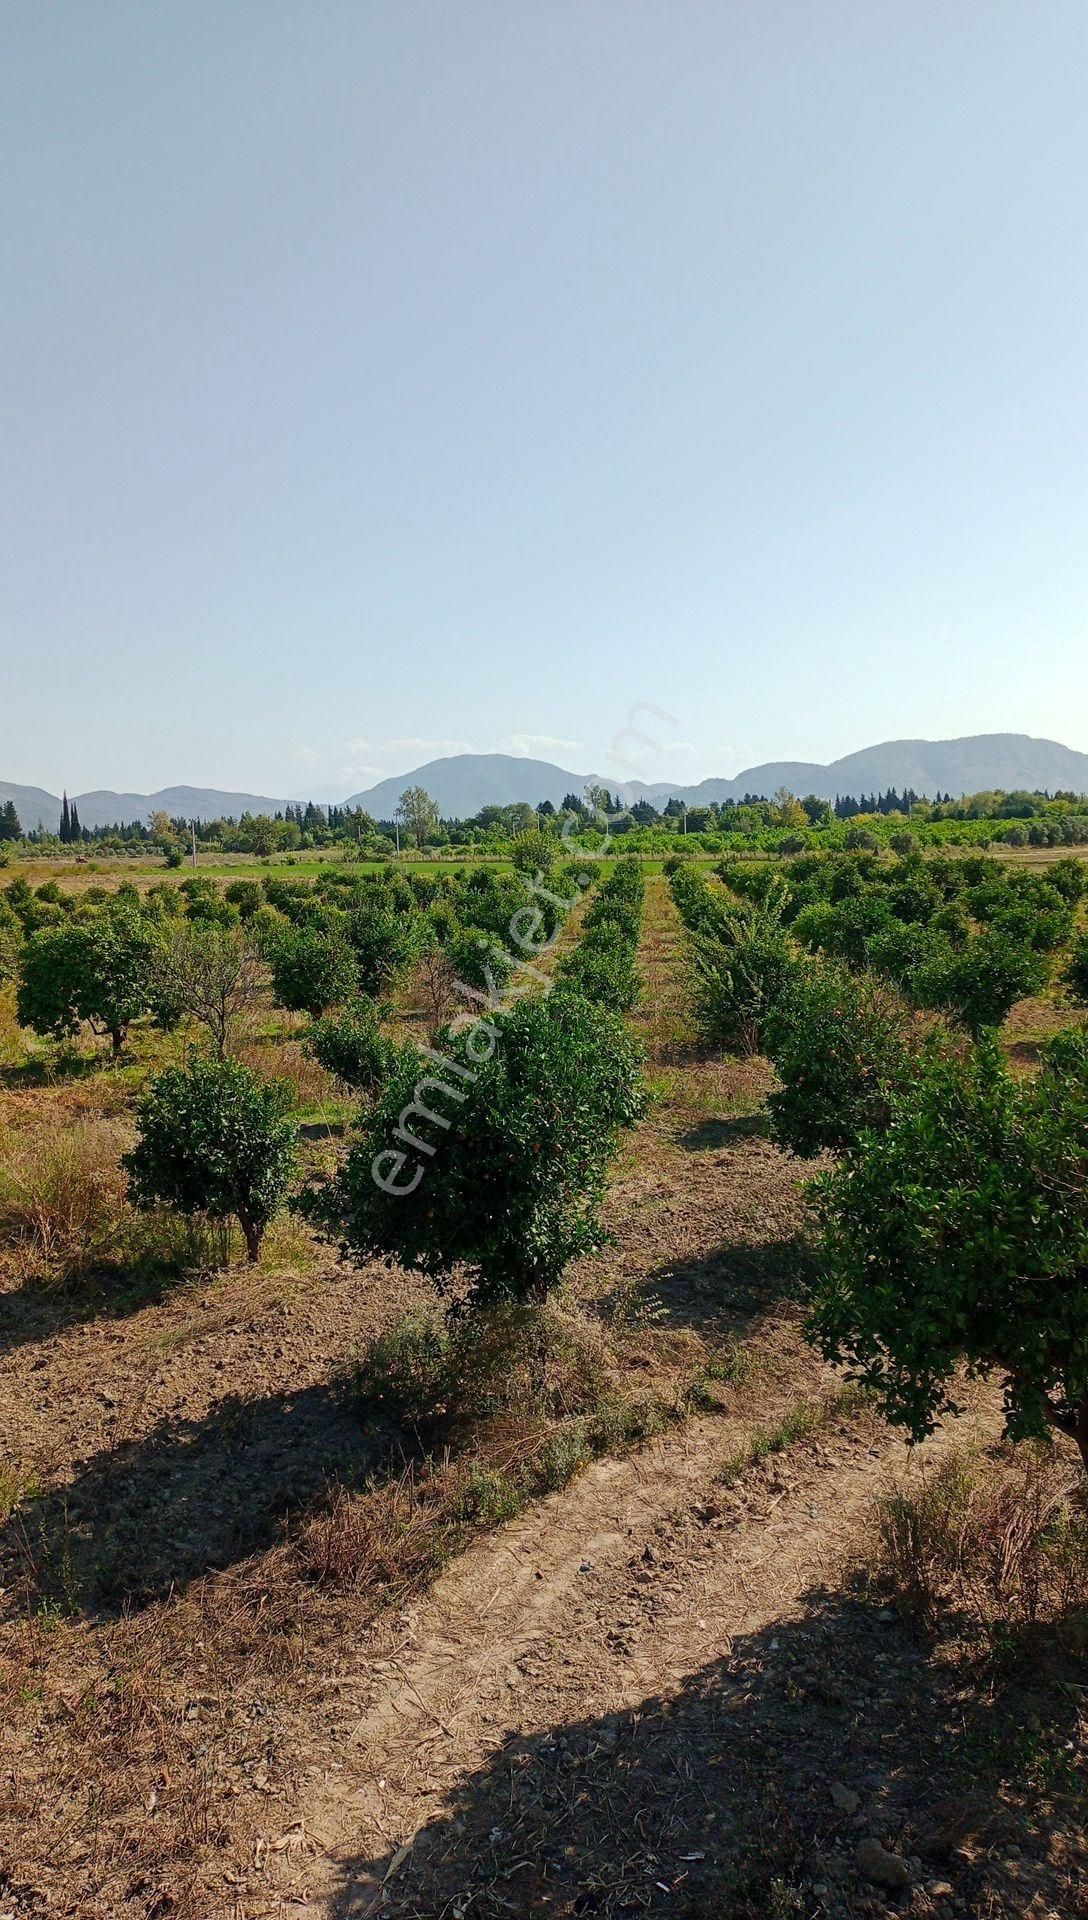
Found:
[2,854,1087,1919]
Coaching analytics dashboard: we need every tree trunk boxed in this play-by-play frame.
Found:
[1076,1398,1088,1478]
[238,1212,262,1264]
[110,1025,125,1058]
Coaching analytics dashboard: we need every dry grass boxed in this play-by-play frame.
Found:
[0,1114,134,1280]
[875,1443,1088,1643]
[295,1329,680,1597]
[233,1029,343,1114]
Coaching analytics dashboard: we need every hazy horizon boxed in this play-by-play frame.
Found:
[4,3,1087,794]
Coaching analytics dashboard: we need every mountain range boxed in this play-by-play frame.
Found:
[3,734,1088,834]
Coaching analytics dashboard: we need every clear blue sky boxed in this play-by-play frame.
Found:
[2,1,1086,798]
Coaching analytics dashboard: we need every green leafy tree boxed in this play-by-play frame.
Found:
[557,920,640,1011]
[125,1056,297,1262]
[223,879,263,919]
[811,1031,1088,1473]
[0,800,21,842]
[17,908,158,1055]
[300,989,644,1312]
[152,922,267,1057]
[510,826,556,876]
[395,786,440,850]
[556,860,644,1012]
[267,923,357,1018]
[178,876,235,927]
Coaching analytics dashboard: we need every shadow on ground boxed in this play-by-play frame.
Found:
[324,1587,1086,1919]
[676,1113,769,1152]
[605,1235,818,1334]
[0,1265,184,1358]
[1,1377,384,1616]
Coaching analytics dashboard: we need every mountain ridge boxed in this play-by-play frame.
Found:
[3,734,1088,834]
[342,733,1088,814]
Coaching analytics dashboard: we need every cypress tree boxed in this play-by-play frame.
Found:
[60,792,71,843]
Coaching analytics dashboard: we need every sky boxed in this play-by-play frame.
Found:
[2,1,1087,800]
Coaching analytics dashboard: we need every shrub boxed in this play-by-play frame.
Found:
[300,988,644,1312]
[557,919,640,1011]
[446,926,514,1002]
[687,895,797,1055]
[125,1056,297,1262]
[811,1029,1088,1473]
[347,904,422,996]
[911,928,1048,1035]
[306,996,401,1095]
[0,900,21,985]
[355,1301,609,1435]
[0,1116,219,1283]
[1065,933,1088,1007]
[267,923,358,1018]
[763,963,911,1156]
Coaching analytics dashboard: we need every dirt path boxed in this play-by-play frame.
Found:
[280,1384,1002,1918]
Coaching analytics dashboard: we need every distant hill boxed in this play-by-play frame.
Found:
[4,735,1088,836]
[0,782,64,835]
[347,734,1088,814]
[0,783,287,835]
[346,755,603,819]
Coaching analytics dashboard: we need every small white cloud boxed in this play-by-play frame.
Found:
[293,744,320,765]
[503,733,584,759]
[659,741,700,758]
[716,743,757,775]
[336,737,475,789]
[343,735,473,763]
